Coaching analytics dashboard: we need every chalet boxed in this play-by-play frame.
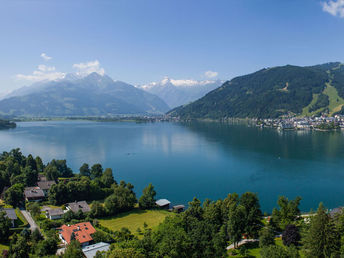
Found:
[0,208,17,227]
[37,180,56,196]
[46,208,64,220]
[66,201,91,213]
[24,187,45,201]
[173,205,185,213]
[156,199,171,209]
[82,242,110,258]
[58,222,96,247]
[37,173,47,182]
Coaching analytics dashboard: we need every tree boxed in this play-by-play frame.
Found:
[239,192,263,238]
[27,202,41,219]
[23,167,38,187]
[271,196,301,231]
[108,247,144,258]
[4,183,24,207]
[101,168,115,187]
[31,228,43,242]
[0,211,11,242]
[36,237,58,256]
[303,203,340,258]
[259,227,275,247]
[282,224,300,246]
[91,163,103,179]
[45,165,59,181]
[9,234,30,258]
[139,183,156,209]
[63,240,84,258]
[25,154,37,171]
[90,201,106,218]
[79,163,90,177]
[105,181,136,215]
[35,156,44,172]
[227,204,246,248]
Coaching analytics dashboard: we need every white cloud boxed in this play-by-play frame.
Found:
[16,64,65,82]
[322,0,344,17]
[40,53,52,61]
[204,70,218,78]
[72,60,105,76]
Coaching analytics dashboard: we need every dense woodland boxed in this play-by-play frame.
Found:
[1,149,344,257]
[169,62,344,119]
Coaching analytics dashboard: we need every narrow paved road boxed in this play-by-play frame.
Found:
[226,239,258,250]
[20,209,39,232]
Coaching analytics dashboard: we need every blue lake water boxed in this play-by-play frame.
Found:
[1,120,344,212]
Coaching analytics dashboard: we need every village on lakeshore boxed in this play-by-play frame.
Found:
[257,114,344,131]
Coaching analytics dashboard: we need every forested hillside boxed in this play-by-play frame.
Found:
[169,62,344,119]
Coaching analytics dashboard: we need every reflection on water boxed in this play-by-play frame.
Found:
[0,121,344,212]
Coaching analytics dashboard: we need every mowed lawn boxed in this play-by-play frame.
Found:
[0,243,9,253]
[98,209,172,234]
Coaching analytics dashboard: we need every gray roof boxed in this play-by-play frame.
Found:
[24,187,45,199]
[82,242,110,258]
[173,205,185,209]
[67,201,91,213]
[47,208,64,216]
[156,199,171,207]
[330,207,343,217]
[37,180,56,190]
[0,208,17,220]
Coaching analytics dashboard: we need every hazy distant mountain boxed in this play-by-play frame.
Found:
[169,62,344,119]
[138,77,223,108]
[0,73,169,117]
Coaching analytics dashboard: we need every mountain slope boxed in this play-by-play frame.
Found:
[168,63,344,119]
[138,78,223,108]
[0,73,169,117]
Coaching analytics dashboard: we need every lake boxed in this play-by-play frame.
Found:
[1,120,344,212]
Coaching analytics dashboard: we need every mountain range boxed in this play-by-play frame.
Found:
[168,62,344,119]
[0,73,170,117]
[138,77,223,109]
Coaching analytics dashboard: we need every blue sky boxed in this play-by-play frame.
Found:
[0,0,344,94]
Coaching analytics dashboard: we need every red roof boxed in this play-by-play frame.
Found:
[59,222,96,244]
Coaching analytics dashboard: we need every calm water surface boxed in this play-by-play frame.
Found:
[1,121,344,212]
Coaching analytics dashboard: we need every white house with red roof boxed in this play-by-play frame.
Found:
[58,222,96,247]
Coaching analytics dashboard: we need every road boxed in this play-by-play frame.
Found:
[20,209,40,232]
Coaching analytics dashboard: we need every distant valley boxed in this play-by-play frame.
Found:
[137,77,223,109]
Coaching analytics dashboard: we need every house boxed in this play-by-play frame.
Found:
[156,199,171,209]
[58,222,96,247]
[46,208,64,220]
[173,205,185,213]
[82,242,111,258]
[66,201,91,213]
[330,207,343,218]
[0,208,17,227]
[37,173,47,182]
[37,180,56,196]
[24,187,45,201]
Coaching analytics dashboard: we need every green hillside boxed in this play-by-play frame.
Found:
[169,62,344,119]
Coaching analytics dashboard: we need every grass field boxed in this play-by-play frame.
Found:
[0,242,9,253]
[323,82,344,115]
[15,208,28,227]
[301,81,344,117]
[98,209,172,234]
[228,238,306,258]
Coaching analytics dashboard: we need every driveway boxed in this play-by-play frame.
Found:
[20,209,39,232]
